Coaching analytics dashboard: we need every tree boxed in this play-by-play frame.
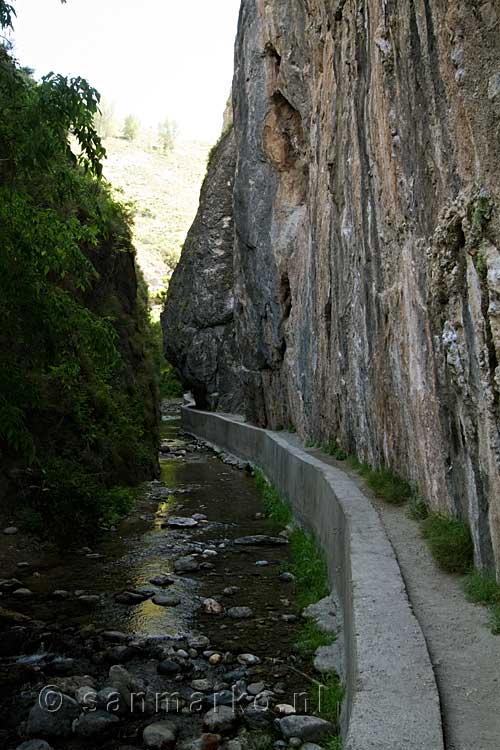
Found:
[94,97,117,139]
[158,116,178,154]
[123,114,139,142]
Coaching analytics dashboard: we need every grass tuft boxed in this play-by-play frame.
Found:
[295,620,335,658]
[421,513,474,574]
[322,440,348,461]
[289,526,330,608]
[309,672,344,726]
[463,570,500,605]
[490,604,500,635]
[253,469,293,526]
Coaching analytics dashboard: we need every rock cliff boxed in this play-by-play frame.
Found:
[163,0,500,574]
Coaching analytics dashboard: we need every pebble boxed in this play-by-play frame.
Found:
[143,721,177,749]
[301,744,324,750]
[222,586,240,596]
[52,589,70,598]
[72,710,119,736]
[14,587,32,596]
[16,742,54,750]
[3,526,18,535]
[153,593,181,607]
[247,682,265,696]
[208,653,222,666]
[276,704,296,715]
[203,598,223,614]
[167,516,198,528]
[174,555,199,573]
[255,560,270,566]
[102,630,129,642]
[78,594,100,605]
[193,513,208,521]
[150,574,175,586]
[234,535,288,546]
[188,634,210,650]
[289,739,302,748]
[157,659,182,676]
[191,679,213,692]
[279,572,296,583]
[203,705,237,733]
[275,716,334,741]
[176,648,189,658]
[227,606,253,619]
[17,561,30,568]
[200,733,221,750]
[114,591,146,605]
[237,653,261,666]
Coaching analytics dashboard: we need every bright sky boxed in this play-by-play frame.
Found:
[11,0,241,143]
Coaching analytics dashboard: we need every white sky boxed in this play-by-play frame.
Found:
[11,0,241,142]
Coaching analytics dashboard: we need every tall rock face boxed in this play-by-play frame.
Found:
[162,128,242,412]
[164,0,500,574]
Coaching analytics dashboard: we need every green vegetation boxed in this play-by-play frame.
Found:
[296,619,335,658]
[253,468,342,742]
[150,321,183,398]
[322,440,348,461]
[463,570,500,605]
[421,514,474,574]
[345,455,412,506]
[158,116,178,155]
[123,114,140,141]
[0,5,158,542]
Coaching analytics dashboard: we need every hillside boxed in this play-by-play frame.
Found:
[102,136,211,303]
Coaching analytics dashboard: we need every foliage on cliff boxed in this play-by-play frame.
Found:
[0,10,158,541]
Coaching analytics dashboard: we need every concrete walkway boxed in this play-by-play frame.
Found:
[314,449,500,750]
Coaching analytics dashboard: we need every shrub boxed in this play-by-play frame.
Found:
[422,513,474,573]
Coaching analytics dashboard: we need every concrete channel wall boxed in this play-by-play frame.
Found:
[181,406,444,750]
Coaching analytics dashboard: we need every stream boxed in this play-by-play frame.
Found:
[0,402,329,750]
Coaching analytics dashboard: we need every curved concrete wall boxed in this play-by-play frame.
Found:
[181,406,444,750]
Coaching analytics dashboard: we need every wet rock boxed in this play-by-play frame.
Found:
[72,710,119,736]
[74,686,97,708]
[237,654,260,666]
[102,630,129,642]
[114,591,147,605]
[26,690,79,738]
[193,513,208,521]
[158,659,182,676]
[192,679,213,692]
[275,705,295,716]
[247,683,265,696]
[288,739,302,748]
[150,575,175,586]
[153,593,181,607]
[301,744,324,750]
[278,573,295,584]
[13,588,32,597]
[51,675,96,697]
[203,598,224,614]
[174,555,199,573]
[208,653,222,666]
[3,526,18,535]
[17,561,30,569]
[282,615,298,623]
[167,516,199,528]
[222,586,240,596]
[205,690,235,707]
[234,536,288,546]
[143,721,177,749]
[0,578,23,592]
[243,706,273,729]
[188,634,210,650]
[97,687,124,714]
[275,716,334,741]
[108,665,144,709]
[255,560,269,567]
[227,607,253,620]
[203,706,238,733]
[273,742,287,750]
[16,742,54,750]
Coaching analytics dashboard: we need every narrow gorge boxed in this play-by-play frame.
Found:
[163,0,500,577]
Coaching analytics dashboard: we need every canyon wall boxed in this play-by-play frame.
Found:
[163,0,500,574]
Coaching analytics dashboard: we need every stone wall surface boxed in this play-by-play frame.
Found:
[163,0,500,574]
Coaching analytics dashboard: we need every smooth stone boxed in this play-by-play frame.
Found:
[191,679,213,693]
[227,607,253,620]
[222,586,240,596]
[174,555,199,573]
[157,659,181,676]
[108,665,145,709]
[97,687,124,713]
[276,704,296,716]
[176,648,189,658]
[208,653,222,666]
[26,691,79,738]
[234,535,288,546]
[52,590,70,599]
[255,561,269,567]
[13,588,32,596]
[237,654,261,666]
[193,513,208,521]
[16,742,54,750]
[279,573,295,583]
[203,706,237,733]
[200,733,222,750]
[247,682,265,696]
[204,690,234,707]
[301,744,324,750]
[153,593,181,607]
[102,630,129,642]
[143,721,177,749]
[167,516,198,528]
[188,634,210,650]
[74,686,97,707]
[72,710,119,736]
[289,739,302,748]
[17,561,30,568]
[3,526,18,535]
[203,598,223,614]
[275,716,334,741]
[244,706,273,728]
[114,591,145,605]
[78,594,100,605]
